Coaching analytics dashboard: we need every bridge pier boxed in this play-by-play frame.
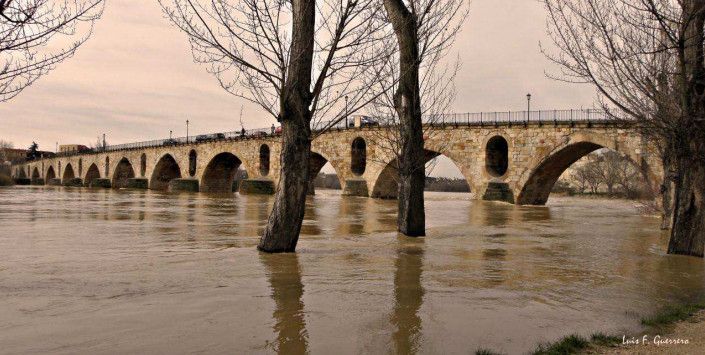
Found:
[31,178,45,186]
[343,179,369,197]
[127,178,148,189]
[481,182,515,204]
[63,178,83,187]
[239,179,275,195]
[14,178,31,185]
[87,178,112,188]
[48,178,62,186]
[168,178,199,192]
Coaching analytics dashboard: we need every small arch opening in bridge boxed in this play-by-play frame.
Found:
[46,166,56,182]
[104,156,110,177]
[259,144,270,176]
[201,152,243,193]
[188,150,197,177]
[309,152,343,194]
[85,163,101,186]
[486,136,509,177]
[150,154,182,191]
[351,137,366,176]
[31,167,40,181]
[78,159,83,177]
[372,151,470,199]
[63,163,75,181]
[113,158,136,189]
[140,153,147,177]
[517,144,654,205]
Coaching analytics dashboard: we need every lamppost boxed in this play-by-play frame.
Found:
[169,130,172,139]
[345,95,349,128]
[526,93,532,124]
[186,120,190,143]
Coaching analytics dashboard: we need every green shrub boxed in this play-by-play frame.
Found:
[533,334,589,355]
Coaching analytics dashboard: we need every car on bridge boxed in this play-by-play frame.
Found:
[195,133,226,143]
[353,115,379,128]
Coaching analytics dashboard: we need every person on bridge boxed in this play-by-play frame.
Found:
[240,127,246,138]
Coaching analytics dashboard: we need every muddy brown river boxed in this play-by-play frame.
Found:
[0,186,703,354]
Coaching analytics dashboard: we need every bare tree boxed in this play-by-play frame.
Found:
[369,0,468,236]
[160,0,391,252]
[0,139,12,161]
[543,0,705,257]
[0,0,104,102]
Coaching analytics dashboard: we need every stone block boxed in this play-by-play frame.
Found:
[239,179,275,195]
[126,178,148,189]
[63,178,83,187]
[343,179,369,197]
[168,178,199,192]
[482,182,515,203]
[88,178,112,188]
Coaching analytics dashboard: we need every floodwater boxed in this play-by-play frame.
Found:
[0,187,704,355]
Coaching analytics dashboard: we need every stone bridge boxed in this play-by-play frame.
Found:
[11,111,662,205]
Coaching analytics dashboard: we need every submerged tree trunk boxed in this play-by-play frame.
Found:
[667,0,705,257]
[384,0,426,237]
[667,152,705,257]
[258,0,315,253]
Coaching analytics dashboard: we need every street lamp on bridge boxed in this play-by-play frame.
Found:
[186,120,189,143]
[526,93,532,124]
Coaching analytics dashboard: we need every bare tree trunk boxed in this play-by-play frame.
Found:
[667,153,705,256]
[258,0,315,253]
[384,0,426,237]
[667,0,705,257]
[659,154,675,230]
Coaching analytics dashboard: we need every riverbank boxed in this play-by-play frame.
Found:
[520,304,705,355]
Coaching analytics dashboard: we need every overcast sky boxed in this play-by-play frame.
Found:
[1,0,596,158]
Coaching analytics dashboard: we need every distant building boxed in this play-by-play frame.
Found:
[0,148,55,163]
[59,144,90,154]
[0,148,29,163]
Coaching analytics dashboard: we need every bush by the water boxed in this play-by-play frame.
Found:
[0,174,14,186]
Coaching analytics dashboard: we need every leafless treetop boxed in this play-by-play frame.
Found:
[0,0,105,102]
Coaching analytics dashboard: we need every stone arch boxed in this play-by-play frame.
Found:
[200,152,243,193]
[78,158,83,177]
[31,167,40,182]
[140,153,147,177]
[486,135,509,177]
[371,149,472,199]
[516,134,656,205]
[259,144,270,176]
[309,151,344,194]
[150,153,182,191]
[46,166,56,182]
[63,163,75,180]
[188,149,197,177]
[351,137,367,176]
[112,157,136,189]
[85,163,101,186]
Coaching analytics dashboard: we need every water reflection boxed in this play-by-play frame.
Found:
[391,237,425,354]
[260,253,308,354]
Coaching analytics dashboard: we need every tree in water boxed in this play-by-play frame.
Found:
[159,0,391,252]
[0,0,104,102]
[372,0,468,236]
[544,0,705,256]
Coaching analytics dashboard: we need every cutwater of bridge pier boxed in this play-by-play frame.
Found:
[11,110,662,205]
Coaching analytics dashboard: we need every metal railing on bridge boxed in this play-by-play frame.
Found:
[35,109,613,160]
